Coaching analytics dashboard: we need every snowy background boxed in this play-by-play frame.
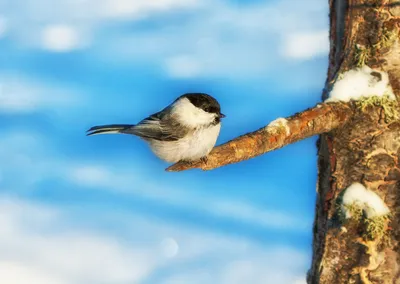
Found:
[0,0,329,283]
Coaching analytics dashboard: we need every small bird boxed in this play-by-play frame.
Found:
[86,93,225,163]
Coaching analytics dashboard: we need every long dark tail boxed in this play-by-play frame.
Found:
[86,124,135,136]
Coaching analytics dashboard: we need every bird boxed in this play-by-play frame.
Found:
[86,93,225,163]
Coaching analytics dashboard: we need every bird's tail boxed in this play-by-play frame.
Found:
[86,124,135,136]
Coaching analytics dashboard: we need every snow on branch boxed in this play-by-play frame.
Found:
[166,102,353,172]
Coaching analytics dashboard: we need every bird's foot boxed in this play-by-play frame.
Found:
[200,156,208,164]
[176,157,207,167]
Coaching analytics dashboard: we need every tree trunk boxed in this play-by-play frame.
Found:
[309,1,400,283]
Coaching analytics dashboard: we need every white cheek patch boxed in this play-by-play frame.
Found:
[171,98,216,127]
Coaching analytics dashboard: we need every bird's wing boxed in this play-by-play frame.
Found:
[124,109,190,141]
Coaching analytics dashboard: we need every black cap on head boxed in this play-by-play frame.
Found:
[180,93,224,117]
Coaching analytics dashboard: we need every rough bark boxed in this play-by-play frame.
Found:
[309,1,400,283]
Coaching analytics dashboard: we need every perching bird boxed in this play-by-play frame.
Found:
[86,93,225,163]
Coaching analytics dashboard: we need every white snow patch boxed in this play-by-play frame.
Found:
[41,25,80,52]
[326,66,395,102]
[342,183,390,218]
[267,118,290,135]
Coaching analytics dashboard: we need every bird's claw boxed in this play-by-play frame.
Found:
[200,156,208,164]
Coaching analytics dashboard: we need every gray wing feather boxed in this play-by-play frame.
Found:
[123,108,190,141]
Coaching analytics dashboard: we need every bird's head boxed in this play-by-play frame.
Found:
[172,93,225,127]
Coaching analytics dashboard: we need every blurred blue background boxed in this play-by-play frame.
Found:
[0,0,329,283]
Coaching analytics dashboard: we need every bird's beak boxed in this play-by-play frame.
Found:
[219,113,226,118]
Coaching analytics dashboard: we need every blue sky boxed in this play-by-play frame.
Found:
[0,0,329,283]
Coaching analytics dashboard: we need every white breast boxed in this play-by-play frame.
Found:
[148,123,221,163]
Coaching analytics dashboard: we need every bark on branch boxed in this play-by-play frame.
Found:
[166,102,353,172]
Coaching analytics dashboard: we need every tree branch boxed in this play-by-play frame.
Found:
[166,102,353,172]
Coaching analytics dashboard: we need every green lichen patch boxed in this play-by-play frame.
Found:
[355,95,399,122]
[354,44,370,67]
[354,25,398,68]
[341,203,363,222]
[364,214,390,241]
[373,28,398,50]
[337,201,391,241]
[339,205,391,241]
